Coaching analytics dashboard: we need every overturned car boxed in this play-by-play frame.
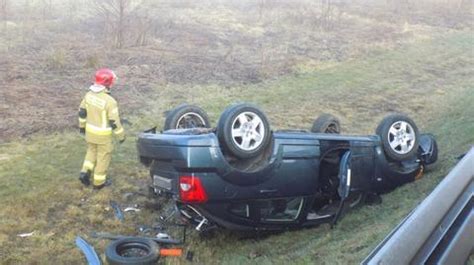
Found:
[137,103,438,232]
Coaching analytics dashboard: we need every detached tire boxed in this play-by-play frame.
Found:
[311,113,341,134]
[105,237,159,265]
[164,104,211,130]
[376,114,419,161]
[217,103,271,159]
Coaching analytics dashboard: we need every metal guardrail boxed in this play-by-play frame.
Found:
[363,147,474,265]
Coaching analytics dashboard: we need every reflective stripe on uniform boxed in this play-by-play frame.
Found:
[114,128,124,135]
[86,94,106,109]
[101,110,107,128]
[83,160,95,170]
[79,117,86,123]
[93,174,106,186]
[86,123,112,135]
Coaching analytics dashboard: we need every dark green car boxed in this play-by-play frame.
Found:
[137,103,438,231]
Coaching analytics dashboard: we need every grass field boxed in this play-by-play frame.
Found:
[0,30,473,264]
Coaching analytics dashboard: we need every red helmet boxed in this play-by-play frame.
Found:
[94,68,117,87]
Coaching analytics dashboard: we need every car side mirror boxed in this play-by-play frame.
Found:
[331,150,352,228]
[418,134,438,165]
[338,151,352,200]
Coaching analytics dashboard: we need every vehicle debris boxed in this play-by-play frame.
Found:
[91,231,183,245]
[138,225,153,234]
[186,250,194,261]
[123,206,140,212]
[105,237,158,265]
[156,232,171,239]
[159,206,177,221]
[17,231,35,238]
[109,200,124,222]
[95,225,190,264]
[75,236,101,265]
[160,248,183,257]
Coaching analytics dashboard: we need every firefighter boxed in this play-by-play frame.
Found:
[78,68,125,189]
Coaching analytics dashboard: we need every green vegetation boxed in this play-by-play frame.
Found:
[0,31,472,264]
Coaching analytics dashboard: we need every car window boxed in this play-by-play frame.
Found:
[260,197,304,222]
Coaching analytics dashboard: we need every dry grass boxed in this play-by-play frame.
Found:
[1,1,473,263]
[3,0,470,142]
[0,30,473,264]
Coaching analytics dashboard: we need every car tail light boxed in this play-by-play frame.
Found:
[179,176,208,203]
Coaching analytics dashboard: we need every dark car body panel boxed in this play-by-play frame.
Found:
[137,129,437,231]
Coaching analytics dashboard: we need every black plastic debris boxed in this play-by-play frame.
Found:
[186,250,194,261]
[110,200,124,222]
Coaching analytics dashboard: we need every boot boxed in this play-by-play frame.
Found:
[93,178,112,190]
[79,171,91,186]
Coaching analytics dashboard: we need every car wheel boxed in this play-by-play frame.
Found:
[164,104,211,130]
[105,237,159,265]
[376,114,420,161]
[217,103,271,159]
[311,113,341,134]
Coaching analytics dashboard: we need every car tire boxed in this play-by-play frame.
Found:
[105,237,159,265]
[311,113,341,134]
[376,114,420,161]
[164,104,211,130]
[217,103,271,159]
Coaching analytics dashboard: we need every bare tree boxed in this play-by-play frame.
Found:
[93,0,145,48]
[0,0,7,30]
[134,13,153,46]
[21,0,31,39]
[322,0,332,30]
[386,0,412,22]
[0,0,6,19]
[40,0,53,20]
[316,0,337,31]
[457,0,472,14]
[258,0,266,21]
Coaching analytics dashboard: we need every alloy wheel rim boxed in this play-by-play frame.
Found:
[387,121,416,154]
[176,112,206,129]
[231,112,265,151]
